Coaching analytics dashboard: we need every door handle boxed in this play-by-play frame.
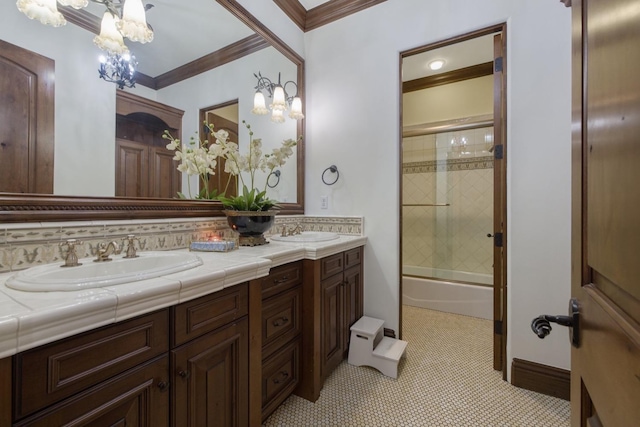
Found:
[530,298,580,348]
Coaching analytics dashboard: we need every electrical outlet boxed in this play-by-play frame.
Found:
[321,196,328,209]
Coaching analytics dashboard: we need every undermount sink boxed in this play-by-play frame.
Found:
[5,251,203,292]
[270,232,339,243]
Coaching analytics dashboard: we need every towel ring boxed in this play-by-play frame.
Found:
[322,165,339,186]
[267,170,281,188]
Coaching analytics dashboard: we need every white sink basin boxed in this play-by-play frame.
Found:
[5,251,203,292]
[270,232,339,243]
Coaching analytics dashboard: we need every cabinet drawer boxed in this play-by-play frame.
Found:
[320,253,344,280]
[262,286,301,359]
[262,339,300,420]
[344,247,362,269]
[261,261,302,300]
[13,355,169,427]
[173,283,248,346]
[13,309,169,420]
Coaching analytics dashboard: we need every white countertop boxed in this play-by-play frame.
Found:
[0,235,367,359]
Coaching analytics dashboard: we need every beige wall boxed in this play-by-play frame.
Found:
[403,75,493,127]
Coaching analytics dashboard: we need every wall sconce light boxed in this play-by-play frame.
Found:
[98,52,137,89]
[252,72,304,123]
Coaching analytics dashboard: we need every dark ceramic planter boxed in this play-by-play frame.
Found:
[224,210,277,246]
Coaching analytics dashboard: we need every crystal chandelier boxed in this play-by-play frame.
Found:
[17,0,152,89]
[252,72,304,123]
[98,52,137,89]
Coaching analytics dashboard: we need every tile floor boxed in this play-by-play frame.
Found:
[264,305,570,426]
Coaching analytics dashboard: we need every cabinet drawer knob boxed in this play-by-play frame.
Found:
[273,276,289,284]
[178,370,191,379]
[272,371,289,384]
[272,317,289,327]
[157,380,170,391]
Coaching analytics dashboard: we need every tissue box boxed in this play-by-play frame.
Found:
[190,240,236,252]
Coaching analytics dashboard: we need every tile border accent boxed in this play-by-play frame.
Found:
[0,215,363,273]
[403,156,494,174]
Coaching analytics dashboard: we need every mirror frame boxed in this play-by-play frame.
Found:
[0,0,305,223]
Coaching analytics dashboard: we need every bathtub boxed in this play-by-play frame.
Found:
[402,266,493,320]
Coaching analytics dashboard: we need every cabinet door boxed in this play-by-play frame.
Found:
[172,317,248,427]
[116,139,149,197]
[14,356,169,427]
[321,273,344,378]
[343,265,363,357]
[149,147,181,198]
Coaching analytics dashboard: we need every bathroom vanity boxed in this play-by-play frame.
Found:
[0,235,366,426]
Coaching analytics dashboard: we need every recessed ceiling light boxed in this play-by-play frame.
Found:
[429,60,445,71]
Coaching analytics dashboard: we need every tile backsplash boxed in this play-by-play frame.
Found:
[0,215,363,273]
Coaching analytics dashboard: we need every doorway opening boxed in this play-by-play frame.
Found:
[199,100,240,199]
[399,23,507,376]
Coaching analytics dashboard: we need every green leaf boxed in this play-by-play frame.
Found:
[219,185,280,211]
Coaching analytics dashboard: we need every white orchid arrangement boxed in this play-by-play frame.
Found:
[163,121,298,211]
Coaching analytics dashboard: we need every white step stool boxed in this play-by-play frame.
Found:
[347,316,408,379]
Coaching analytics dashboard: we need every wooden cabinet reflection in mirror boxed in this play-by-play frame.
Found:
[0,39,54,194]
[115,91,184,198]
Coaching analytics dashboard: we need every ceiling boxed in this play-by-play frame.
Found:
[298,0,331,8]
[402,34,495,82]
[85,0,254,77]
[80,0,492,86]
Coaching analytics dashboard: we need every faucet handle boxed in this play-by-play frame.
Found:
[122,234,140,259]
[59,239,83,267]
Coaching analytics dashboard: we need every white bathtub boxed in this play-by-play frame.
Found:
[402,266,493,320]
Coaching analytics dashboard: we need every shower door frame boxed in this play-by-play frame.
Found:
[399,23,508,377]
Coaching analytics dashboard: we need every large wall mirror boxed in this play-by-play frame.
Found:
[0,0,304,222]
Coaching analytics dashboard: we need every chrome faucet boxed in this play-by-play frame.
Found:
[94,241,121,262]
[122,234,140,258]
[60,239,83,267]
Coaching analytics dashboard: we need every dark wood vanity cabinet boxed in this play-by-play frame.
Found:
[11,310,171,426]
[249,261,303,425]
[320,248,363,379]
[171,285,249,427]
[7,283,249,427]
[1,252,365,426]
[298,247,364,403]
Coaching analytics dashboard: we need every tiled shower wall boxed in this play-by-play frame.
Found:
[402,127,494,276]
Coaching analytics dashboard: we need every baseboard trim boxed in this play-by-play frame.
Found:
[511,358,570,400]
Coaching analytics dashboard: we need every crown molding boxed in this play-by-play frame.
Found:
[59,6,270,91]
[403,62,494,93]
[154,34,269,89]
[274,0,387,32]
